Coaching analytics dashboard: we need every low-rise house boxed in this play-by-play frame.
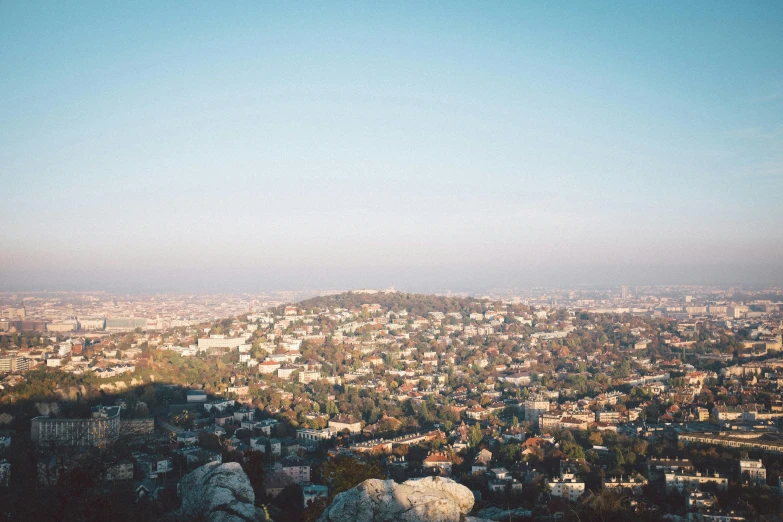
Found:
[302,483,329,508]
[472,448,492,475]
[264,471,294,498]
[465,405,488,420]
[177,430,198,446]
[175,447,222,468]
[686,490,717,510]
[328,414,362,434]
[135,479,166,501]
[422,451,452,475]
[134,454,173,479]
[251,437,282,456]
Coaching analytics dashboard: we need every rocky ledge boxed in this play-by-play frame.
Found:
[317,476,485,522]
[172,461,269,522]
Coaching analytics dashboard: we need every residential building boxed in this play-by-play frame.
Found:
[595,410,620,424]
[280,455,310,484]
[472,448,492,474]
[196,336,245,351]
[186,390,207,403]
[297,427,334,444]
[739,459,766,486]
[664,471,728,493]
[328,414,362,434]
[0,354,29,373]
[525,397,550,427]
[686,490,717,510]
[299,370,321,384]
[258,360,281,374]
[134,454,173,479]
[422,451,452,474]
[302,483,329,508]
[31,406,121,447]
[548,473,585,502]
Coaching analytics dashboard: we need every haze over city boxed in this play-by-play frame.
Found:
[2,2,782,292]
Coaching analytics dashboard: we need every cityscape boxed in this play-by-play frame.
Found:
[2,2,782,522]
[1,285,783,521]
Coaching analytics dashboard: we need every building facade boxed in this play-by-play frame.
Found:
[31,406,121,447]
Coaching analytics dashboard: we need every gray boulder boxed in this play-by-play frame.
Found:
[173,461,269,522]
[317,476,476,522]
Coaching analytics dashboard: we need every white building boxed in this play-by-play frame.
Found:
[258,360,281,374]
[204,399,234,413]
[525,397,550,427]
[197,336,245,351]
[548,473,585,502]
[297,427,333,444]
[328,414,362,434]
[739,459,766,486]
[665,471,728,493]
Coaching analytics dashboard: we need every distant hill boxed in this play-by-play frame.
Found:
[294,291,492,316]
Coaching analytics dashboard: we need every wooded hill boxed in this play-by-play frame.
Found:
[293,292,493,316]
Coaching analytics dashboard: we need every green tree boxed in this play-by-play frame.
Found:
[419,403,431,424]
[318,456,384,499]
[469,423,483,447]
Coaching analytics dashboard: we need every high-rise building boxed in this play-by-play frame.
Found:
[621,286,629,299]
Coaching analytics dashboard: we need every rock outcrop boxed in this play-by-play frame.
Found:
[317,476,477,522]
[172,461,269,522]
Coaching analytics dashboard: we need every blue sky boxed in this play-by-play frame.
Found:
[1,2,782,292]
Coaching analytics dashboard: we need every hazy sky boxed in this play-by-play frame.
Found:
[1,2,782,292]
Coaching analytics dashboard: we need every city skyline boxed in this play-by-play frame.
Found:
[2,2,782,292]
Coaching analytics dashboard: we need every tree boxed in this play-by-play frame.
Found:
[419,403,431,424]
[589,431,604,446]
[243,450,266,499]
[317,456,384,499]
[273,484,304,522]
[302,497,329,522]
[500,443,521,463]
[198,432,221,451]
[469,423,483,448]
